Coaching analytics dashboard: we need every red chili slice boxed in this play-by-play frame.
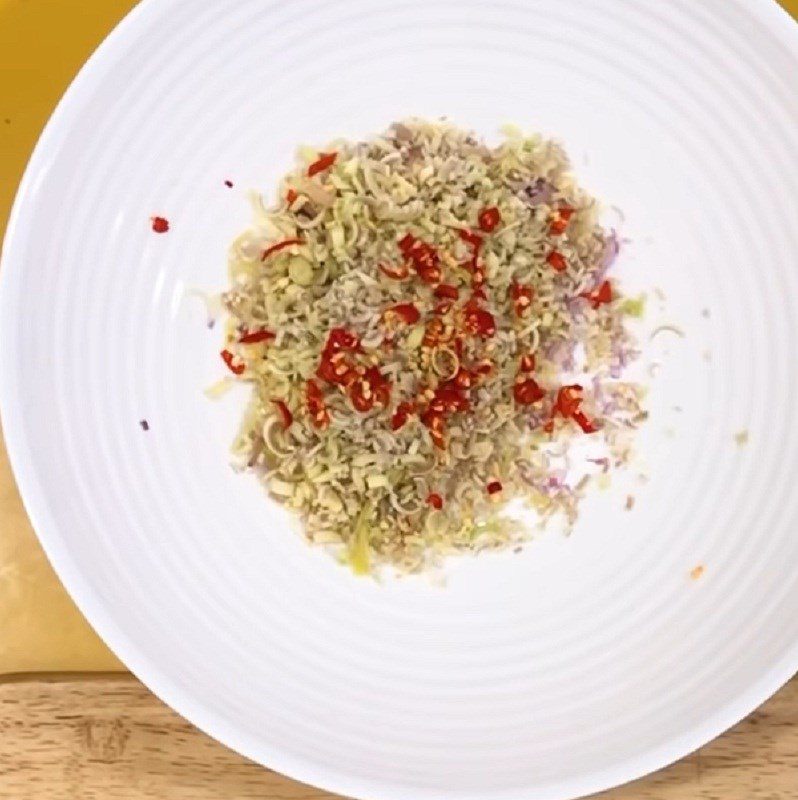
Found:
[459,229,483,249]
[286,188,298,204]
[510,282,534,317]
[220,349,245,375]
[432,384,470,414]
[434,284,459,300]
[581,280,613,309]
[519,353,536,373]
[349,367,391,413]
[306,379,330,429]
[151,216,169,233]
[549,205,574,235]
[388,303,421,325]
[473,360,493,380]
[239,329,275,344]
[271,399,293,429]
[433,300,453,316]
[262,238,303,261]
[398,232,417,254]
[486,481,503,495]
[391,401,415,431]
[398,233,441,284]
[555,384,584,417]
[546,250,567,272]
[572,410,598,434]
[380,262,410,280]
[323,327,361,355]
[350,378,375,413]
[423,318,445,348]
[551,384,599,434]
[419,408,446,449]
[365,366,391,407]
[513,376,545,405]
[453,367,473,390]
[463,304,496,338]
[427,493,443,510]
[307,151,337,177]
[317,352,358,386]
[478,207,501,232]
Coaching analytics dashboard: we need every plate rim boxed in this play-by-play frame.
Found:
[1,1,797,798]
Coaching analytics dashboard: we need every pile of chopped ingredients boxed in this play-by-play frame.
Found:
[219,119,645,574]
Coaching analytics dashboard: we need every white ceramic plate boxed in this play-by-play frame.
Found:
[2,1,798,798]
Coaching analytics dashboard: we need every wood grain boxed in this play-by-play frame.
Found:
[0,675,796,800]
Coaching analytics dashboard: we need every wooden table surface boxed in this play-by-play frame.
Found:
[0,674,796,800]
[1,1,798,798]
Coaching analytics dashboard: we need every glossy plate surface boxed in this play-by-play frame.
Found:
[2,1,798,798]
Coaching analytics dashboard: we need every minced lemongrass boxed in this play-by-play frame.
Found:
[218,119,646,574]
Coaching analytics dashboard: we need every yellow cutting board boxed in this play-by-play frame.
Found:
[1,0,797,675]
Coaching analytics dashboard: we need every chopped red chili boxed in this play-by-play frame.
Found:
[463,299,496,338]
[478,206,501,232]
[473,360,494,379]
[459,229,483,249]
[486,481,503,495]
[555,384,584,417]
[552,384,599,434]
[398,233,441,284]
[151,216,169,233]
[261,238,303,261]
[380,262,410,280]
[366,366,391,407]
[513,376,545,405]
[423,318,445,348]
[239,329,275,344]
[317,352,358,386]
[350,378,374,413]
[549,206,574,235]
[572,410,598,434]
[391,401,415,431]
[453,367,473,390]
[433,300,453,316]
[388,303,421,325]
[510,282,534,317]
[419,407,446,449]
[323,328,361,355]
[306,379,329,429]
[349,366,391,413]
[220,349,245,375]
[434,284,459,300]
[307,151,337,177]
[317,328,362,387]
[271,399,293,429]
[581,280,613,309]
[519,353,536,372]
[546,250,567,272]
[427,493,443,510]
[286,188,298,204]
[429,383,470,414]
